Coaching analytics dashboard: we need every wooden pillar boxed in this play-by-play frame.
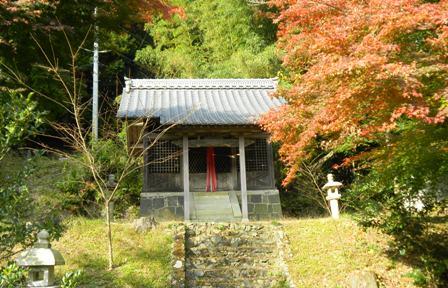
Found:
[231,147,238,190]
[143,136,149,192]
[239,136,249,222]
[267,141,275,188]
[183,136,190,221]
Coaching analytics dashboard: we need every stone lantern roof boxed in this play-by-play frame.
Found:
[322,174,343,190]
[16,230,65,267]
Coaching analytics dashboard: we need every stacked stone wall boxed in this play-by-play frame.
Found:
[171,222,294,288]
[171,224,186,287]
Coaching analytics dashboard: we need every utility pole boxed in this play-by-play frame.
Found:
[92,7,99,140]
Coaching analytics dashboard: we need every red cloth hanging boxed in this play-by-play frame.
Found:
[206,147,217,192]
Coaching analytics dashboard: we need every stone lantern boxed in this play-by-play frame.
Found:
[15,229,65,288]
[322,174,343,220]
[106,174,117,221]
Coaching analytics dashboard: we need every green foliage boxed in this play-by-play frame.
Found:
[136,0,279,78]
[0,262,27,288]
[405,269,429,287]
[346,122,448,286]
[0,0,158,125]
[0,165,64,260]
[57,159,100,216]
[0,91,43,160]
[57,137,142,217]
[61,270,83,288]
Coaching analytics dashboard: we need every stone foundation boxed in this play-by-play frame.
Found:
[140,189,282,221]
[236,190,283,220]
[140,192,184,220]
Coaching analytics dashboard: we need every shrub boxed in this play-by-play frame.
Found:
[61,270,82,288]
[346,123,448,286]
[0,166,64,261]
[56,138,142,217]
[0,262,27,288]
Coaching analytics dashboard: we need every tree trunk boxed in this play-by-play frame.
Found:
[105,200,114,270]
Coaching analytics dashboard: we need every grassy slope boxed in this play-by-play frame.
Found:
[50,217,416,288]
[52,218,173,288]
[282,217,416,288]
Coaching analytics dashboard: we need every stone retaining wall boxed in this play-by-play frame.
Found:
[180,222,294,287]
[171,224,186,288]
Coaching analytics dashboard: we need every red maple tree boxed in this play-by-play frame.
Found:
[260,0,448,184]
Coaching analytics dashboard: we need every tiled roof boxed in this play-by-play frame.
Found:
[116,78,285,125]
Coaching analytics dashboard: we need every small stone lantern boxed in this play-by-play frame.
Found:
[322,174,343,220]
[15,230,65,288]
[106,174,117,221]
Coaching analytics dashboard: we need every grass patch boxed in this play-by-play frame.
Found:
[52,218,173,288]
[282,216,417,288]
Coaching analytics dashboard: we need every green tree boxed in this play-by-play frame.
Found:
[136,0,279,78]
[0,90,43,161]
[0,0,175,124]
[0,89,62,262]
[0,168,64,261]
[345,122,448,286]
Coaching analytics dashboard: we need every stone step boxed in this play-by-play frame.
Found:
[194,197,231,202]
[187,259,274,270]
[194,210,233,214]
[187,233,275,239]
[185,223,271,228]
[187,254,276,261]
[187,260,275,267]
[186,267,278,279]
[194,202,230,206]
[185,225,273,233]
[193,192,229,196]
[186,228,275,235]
[186,233,274,239]
[180,223,289,288]
[188,278,283,288]
[191,192,243,222]
[187,243,275,250]
[190,218,242,223]
[187,247,276,257]
[188,281,284,288]
[194,198,230,202]
[187,239,276,248]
